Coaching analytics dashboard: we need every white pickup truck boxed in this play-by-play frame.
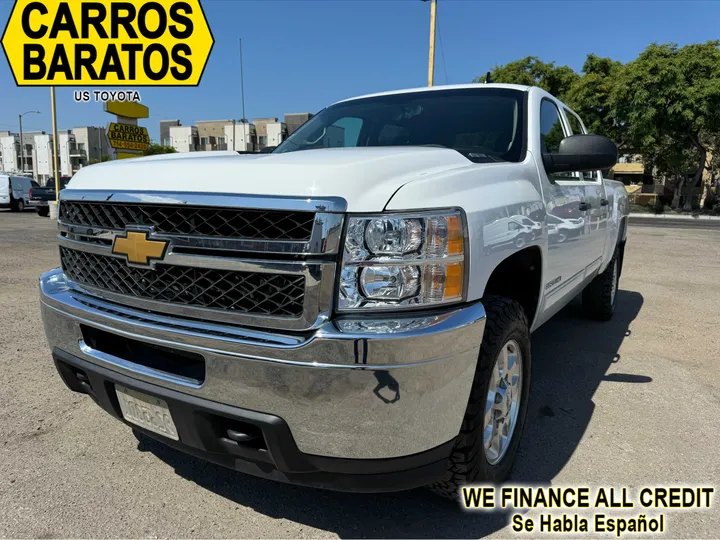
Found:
[40,83,628,498]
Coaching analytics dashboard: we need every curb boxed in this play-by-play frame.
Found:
[629,213,720,229]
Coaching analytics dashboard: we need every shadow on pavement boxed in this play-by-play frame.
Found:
[139,289,645,538]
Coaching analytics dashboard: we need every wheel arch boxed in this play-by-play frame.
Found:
[481,246,543,327]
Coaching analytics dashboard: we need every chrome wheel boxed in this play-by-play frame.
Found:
[610,259,618,305]
[483,339,523,465]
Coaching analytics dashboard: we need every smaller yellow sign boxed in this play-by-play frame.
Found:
[104,101,149,119]
[107,123,150,151]
[117,152,142,160]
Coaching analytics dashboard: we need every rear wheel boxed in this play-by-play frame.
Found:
[11,198,24,212]
[428,297,531,499]
[582,248,619,321]
[36,206,49,217]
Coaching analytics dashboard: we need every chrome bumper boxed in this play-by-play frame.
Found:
[40,268,486,460]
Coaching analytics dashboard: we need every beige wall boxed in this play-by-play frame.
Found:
[253,118,278,138]
[196,120,231,140]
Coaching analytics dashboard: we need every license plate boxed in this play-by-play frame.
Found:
[115,386,179,441]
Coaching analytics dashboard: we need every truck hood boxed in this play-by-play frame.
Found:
[68,147,473,212]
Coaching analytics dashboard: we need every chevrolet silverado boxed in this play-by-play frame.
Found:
[40,84,628,498]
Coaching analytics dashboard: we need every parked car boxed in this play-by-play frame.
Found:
[30,176,72,216]
[513,215,543,239]
[0,173,39,212]
[39,83,628,498]
[547,214,585,243]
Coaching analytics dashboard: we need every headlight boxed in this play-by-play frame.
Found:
[338,210,466,310]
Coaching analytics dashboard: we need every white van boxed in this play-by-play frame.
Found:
[0,174,38,212]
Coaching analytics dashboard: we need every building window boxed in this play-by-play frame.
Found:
[200,137,209,145]
[217,136,225,144]
[259,135,267,146]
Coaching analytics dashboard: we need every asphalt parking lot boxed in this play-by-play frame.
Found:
[0,210,718,538]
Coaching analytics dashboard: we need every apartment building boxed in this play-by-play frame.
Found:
[160,120,180,147]
[73,126,112,163]
[0,133,19,172]
[32,131,82,182]
[169,125,199,153]
[224,122,256,152]
[266,121,287,147]
[253,118,288,150]
[284,113,313,135]
[157,111,312,154]
[196,120,230,151]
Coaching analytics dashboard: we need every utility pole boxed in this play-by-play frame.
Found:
[50,88,60,201]
[426,0,437,86]
[18,114,23,173]
[18,110,40,174]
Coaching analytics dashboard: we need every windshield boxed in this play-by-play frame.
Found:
[274,88,526,163]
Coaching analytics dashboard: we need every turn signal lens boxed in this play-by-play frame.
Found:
[444,262,464,300]
[422,262,464,303]
[446,215,464,256]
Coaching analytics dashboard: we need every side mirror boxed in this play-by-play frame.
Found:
[542,134,617,174]
[259,146,276,154]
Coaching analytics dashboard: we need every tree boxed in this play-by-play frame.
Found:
[614,41,720,210]
[565,54,626,147]
[143,143,177,156]
[474,56,579,101]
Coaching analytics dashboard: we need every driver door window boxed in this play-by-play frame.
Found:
[564,109,600,183]
[540,100,573,183]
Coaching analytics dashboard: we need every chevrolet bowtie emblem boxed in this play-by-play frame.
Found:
[112,231,168,267]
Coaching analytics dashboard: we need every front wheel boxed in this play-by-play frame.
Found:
[36,206,49,217]
[428,297,531,499]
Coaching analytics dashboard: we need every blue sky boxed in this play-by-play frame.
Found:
[1,0,719,142]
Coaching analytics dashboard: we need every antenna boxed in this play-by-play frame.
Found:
[240,38,246,130]
[485,71,493,84]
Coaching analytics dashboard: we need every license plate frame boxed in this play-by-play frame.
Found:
[115,386,179,441]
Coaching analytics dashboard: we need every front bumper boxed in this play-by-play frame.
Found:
[40,269,486,488]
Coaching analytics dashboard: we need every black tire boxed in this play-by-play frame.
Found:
[428,297,532,499]
[36,206,49,217]
[582,248,619,321]
[10,198,22,212]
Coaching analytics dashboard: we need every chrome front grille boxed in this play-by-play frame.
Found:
[60,247,306,317]
[59,200,316,240]
[57,190,346,331]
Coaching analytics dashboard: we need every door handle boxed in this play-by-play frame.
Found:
[579,202,591,211]
[600,199,609,206]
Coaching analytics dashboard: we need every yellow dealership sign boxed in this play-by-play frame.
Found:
[107,122,150,151]
[1,0,214,86]
[104,100,149,119]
